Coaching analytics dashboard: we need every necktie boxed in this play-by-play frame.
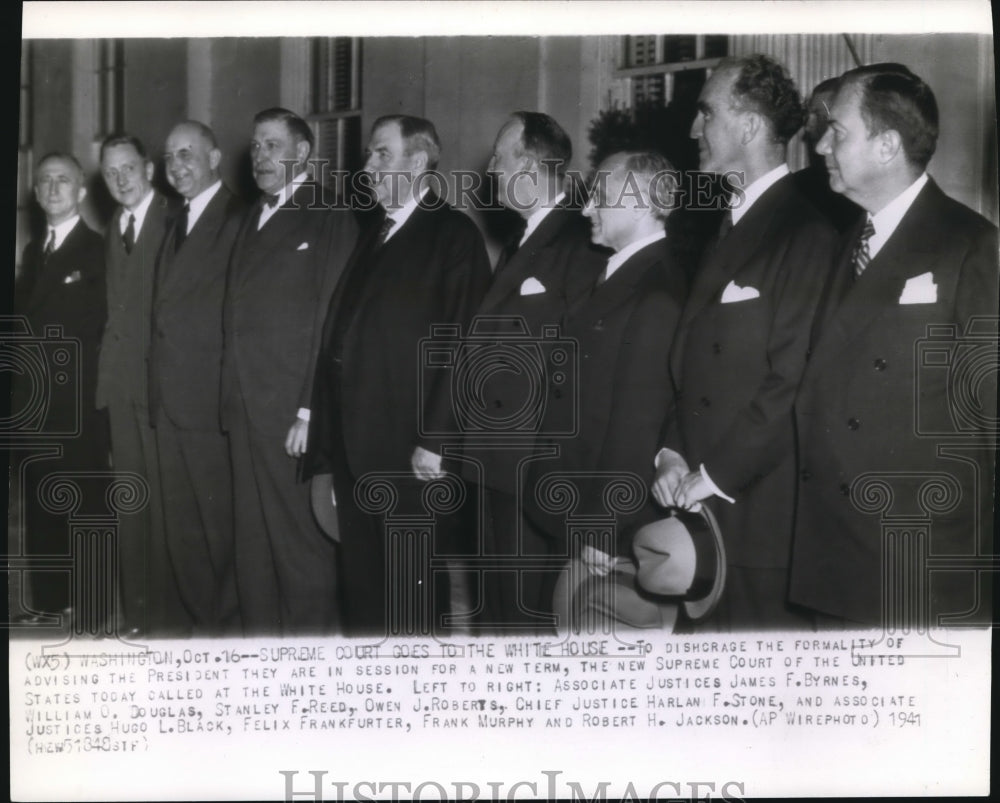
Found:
[717,209,734,241]
[494,219,527,274]
[264,193,280,209]
[376,216,396,247]
[43,229,56,261]
[123,213,136,255]
[174,203,189,252]
[852,217,876,278]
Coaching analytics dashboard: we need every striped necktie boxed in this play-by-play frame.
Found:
[852,217,876,278]
[43,229,56,261]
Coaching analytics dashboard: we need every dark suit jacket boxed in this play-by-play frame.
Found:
[525,238,687,553]
[221,183,358,438]
[667,173,839,569]
[150,186,245,431]
[96,193,170,411]
[790,178,999,624]
[14,218,107,461]
[306,197,491,481]
[463,203,609,495]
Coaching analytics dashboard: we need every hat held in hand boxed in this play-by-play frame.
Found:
[632,506,726,622]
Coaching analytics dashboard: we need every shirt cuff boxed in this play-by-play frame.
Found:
[699,463,735,504]
[297,408,311,422]
[654,447,685,470]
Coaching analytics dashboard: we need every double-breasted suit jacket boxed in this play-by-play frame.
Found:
[526,238,688,556]
[222,184,356,438]
[668,175,839,571]
[222,183,358,634]
[790,178,999,626]
[463,203,609,498]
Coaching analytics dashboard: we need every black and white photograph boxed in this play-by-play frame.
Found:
[7,1,996,799]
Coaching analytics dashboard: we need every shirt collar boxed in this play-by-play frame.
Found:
[48,215,81,250]
[383,184,431,242]
[520,191,567,246]
[119,188,155,235]
[184,180,223,232]
[273,172,309,208]
[606,229,666,279]
[866,173,929,260]
[730,163,790,224]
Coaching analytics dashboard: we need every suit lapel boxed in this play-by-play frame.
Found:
[158,187,230,300]
[569,241,657,327]
[30,220,90,309]
[807,180,947,369]
[321,213,386,343]
[481,205,574,310]
[681,176,793,327]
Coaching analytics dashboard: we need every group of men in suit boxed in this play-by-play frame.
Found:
[12,53,996,638]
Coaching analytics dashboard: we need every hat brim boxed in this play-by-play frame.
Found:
[553,557,679,633]
[632,507,726,622]
[310,473,340,542]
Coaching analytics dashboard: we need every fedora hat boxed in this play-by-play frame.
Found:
[632,506,726,621]
[553,555,680,634]
[309,472,340,542]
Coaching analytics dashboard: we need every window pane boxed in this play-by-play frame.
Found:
[704,35,729,59]
[662,35,697,63]
[625,35,658,68]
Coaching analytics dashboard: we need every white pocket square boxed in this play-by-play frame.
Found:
[519,277,546,296]
[898,271,937,304]
[63,270,82,285]
[720,280,760,303]
[296,242,309,251]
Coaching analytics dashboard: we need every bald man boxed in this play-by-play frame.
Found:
[149,120,245,635]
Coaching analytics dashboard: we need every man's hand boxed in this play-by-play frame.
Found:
[580,544,616,577]
[651,448,689,508]
[285,418,309,458]
[411,446,445,481]
[674,470,713,512]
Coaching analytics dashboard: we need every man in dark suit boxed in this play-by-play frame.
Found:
[793,77,862,233]
[222,108,357,635]
[465,112,609,631]
[149,121,245,635]
[524,151,687,615]
[305,115,491,636]
[13,153,107,619]
[791,63,998,628]
[96,133,177,637]
[652,55,839,631]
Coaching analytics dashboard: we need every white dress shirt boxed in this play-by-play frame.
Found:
[47,214,81,251]
[866,172,928,260]
[731,163,790,224]
[258,172,309,230]
[382,184,431,243]
[605,230,666,281]
[520,191,567,246]
[119,188,155,238]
